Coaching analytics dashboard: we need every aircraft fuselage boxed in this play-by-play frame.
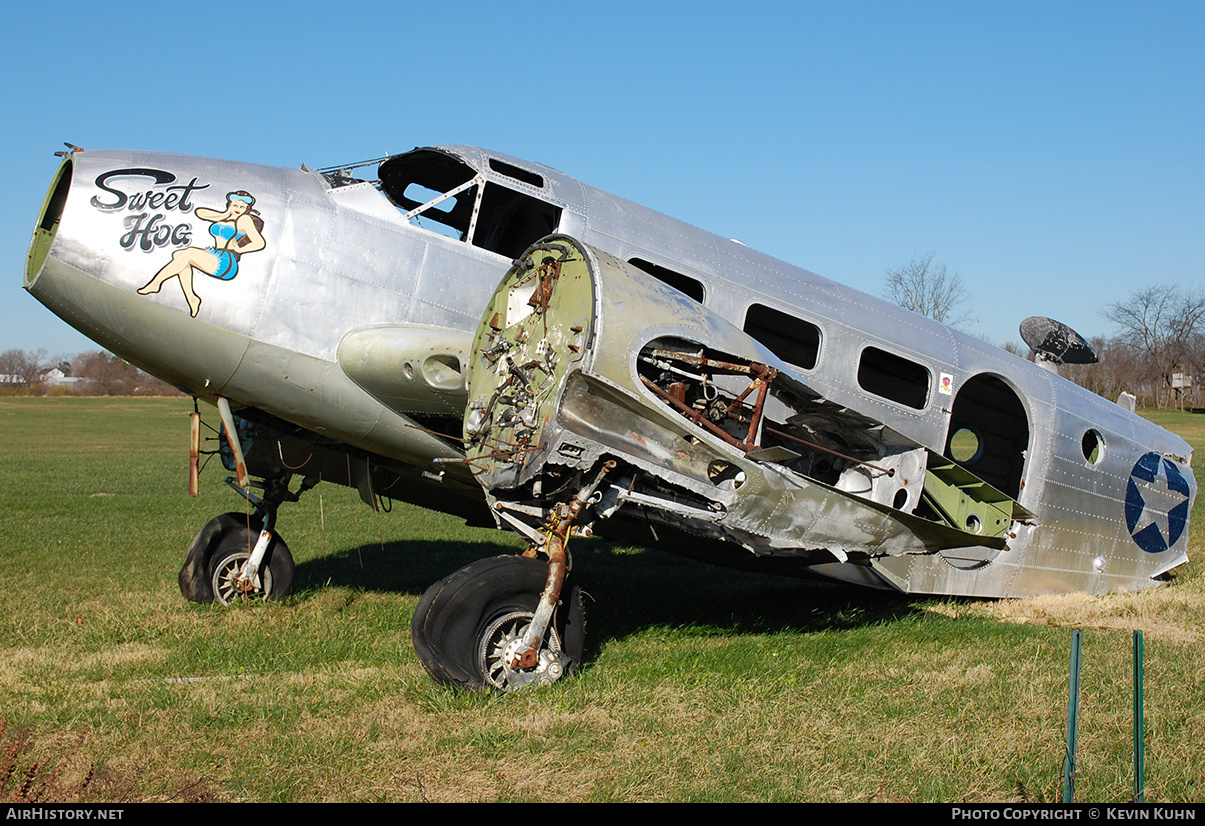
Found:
[25,145,1195,599]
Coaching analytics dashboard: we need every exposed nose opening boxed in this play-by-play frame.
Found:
[25,157,72,288]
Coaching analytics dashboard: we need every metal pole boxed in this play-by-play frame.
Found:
[1063,628,1082,803]
[1134,630,1145,803]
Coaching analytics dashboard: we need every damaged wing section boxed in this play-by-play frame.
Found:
[463,236,1033,584]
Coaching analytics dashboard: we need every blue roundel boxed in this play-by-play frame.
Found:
[1125,452,1191,554]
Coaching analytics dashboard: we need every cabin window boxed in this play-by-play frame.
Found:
[743,304,821,370]
[472,182,562,259]
[948,428,984,463]
[857,347,930,409]
[629,259,706,304]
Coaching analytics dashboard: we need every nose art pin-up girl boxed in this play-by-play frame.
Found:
[138,191,265,317]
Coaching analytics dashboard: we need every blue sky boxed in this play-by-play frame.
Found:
[4,0,1203,357]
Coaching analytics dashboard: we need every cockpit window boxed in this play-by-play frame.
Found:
[378,149,561,255]
[400,182,470,240]
[474,182,561,259]
[379,150,478,241]
[489,158,544,188]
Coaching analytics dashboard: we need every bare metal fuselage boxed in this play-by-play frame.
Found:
[25,145,1195,598]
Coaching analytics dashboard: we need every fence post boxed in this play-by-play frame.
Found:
[1134,630,1145,803]
[1063,628,1082,803]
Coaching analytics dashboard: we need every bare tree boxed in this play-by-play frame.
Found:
[67,350,184,396]
[1103,285,1205,408]
[999,340,1029,358]
[1063,336,1147,404]
[882,252,975,328]
[0,348,47,391]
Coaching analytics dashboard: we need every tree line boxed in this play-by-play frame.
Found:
[0,349,183,396]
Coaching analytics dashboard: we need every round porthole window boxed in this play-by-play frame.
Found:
[1082,430,1105,465]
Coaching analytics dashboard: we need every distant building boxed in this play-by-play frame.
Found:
[39,367,85,388]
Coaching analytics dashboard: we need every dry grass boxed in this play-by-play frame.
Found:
[0,720,93,803]
[926,587,1205,643]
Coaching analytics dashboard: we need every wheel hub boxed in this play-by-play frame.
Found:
[480,611,566,691]
[212,551,271,605]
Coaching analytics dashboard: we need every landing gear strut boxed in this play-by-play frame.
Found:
[410,461,614,691]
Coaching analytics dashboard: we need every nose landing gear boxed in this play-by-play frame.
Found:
[178,473,310,605]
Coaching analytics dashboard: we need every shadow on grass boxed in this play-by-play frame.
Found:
[293,534,925,658]
[295,536,520,596]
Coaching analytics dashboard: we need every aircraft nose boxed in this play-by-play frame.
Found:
[25,157,73,291]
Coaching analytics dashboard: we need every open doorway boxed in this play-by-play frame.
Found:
[945,374,1029,498]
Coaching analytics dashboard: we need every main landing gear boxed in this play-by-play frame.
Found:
[410,460,615,691]
[179,511,294,605]
[178,400,323,605]
[411,555,585,691]
[179,474,312,605]
[178,398,600,693]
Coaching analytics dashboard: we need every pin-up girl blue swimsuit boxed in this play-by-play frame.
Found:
[207,222,244,280]
[137,190,262,318]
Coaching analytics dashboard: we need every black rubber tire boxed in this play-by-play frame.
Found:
[410,555,584,691]
[180,513,247,603]
[205,522,295,605]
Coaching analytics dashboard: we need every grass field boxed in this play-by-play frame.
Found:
[1,397,1202,802]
